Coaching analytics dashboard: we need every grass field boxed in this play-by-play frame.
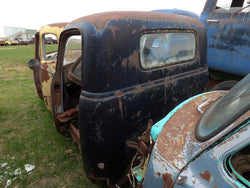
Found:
[0,45,99,188]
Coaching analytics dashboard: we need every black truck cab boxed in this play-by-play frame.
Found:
[51,11,208,186]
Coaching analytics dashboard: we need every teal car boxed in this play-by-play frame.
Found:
[128,73,250,187]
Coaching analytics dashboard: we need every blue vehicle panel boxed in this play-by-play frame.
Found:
[200,0,250,77]
[144,119,250,187]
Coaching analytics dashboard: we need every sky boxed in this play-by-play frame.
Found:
[0,0,206,37]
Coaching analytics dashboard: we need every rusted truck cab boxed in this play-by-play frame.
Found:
[200,0,250,78]
[28,23,67,111]
[51,11,208,186]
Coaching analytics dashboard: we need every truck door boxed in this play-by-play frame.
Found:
[39,33,60,111]
[200,0,250,77]
[51,29,82,135]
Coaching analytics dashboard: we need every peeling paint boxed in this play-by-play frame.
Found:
[43,10,209,187]
[162,173,174,188]
[199,170,212,183]
[29,23,67,111]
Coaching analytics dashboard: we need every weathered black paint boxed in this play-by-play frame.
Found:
[55,11,208,185]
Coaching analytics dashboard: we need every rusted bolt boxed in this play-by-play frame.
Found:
[97,162,105,170]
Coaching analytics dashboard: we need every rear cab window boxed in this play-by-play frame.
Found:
[216,0,250,12]
[140,31,196,70]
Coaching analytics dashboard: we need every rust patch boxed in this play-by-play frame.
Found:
[162,173,174,188]
[121,58,127,69]
[128,50,140,69]
[199,170,211,183]
[71,11,203,31]
[135,85,144,94]
[33,69,43,99]
[114,91,124,120]
[114,90,123,97]
[131,29,137,34]
[140,24,147,31]
[40,71,51,83]
[126,140,149,156]
[40,64,50,83]
[107,25,119,38]
[47,22,68,28]
[52,87,61,105]
[156,91,225,169]
[44,96,49,106]
[136,110,142,118]
[172,97,178,102]
[39,23,68,39]
[69,124,81,150]
[56,108,78,123]
[118,98,124,121]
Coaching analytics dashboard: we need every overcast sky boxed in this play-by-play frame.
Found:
[0,0,206,36]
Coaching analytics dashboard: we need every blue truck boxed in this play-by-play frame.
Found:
[201,0,250,79]
[157,0,250,81]
[155,0,249,83]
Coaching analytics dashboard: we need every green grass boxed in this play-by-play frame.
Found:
[0,45,99,188]
[45,44,59,54]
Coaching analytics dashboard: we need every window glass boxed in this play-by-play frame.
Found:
[195,74,250,141]
[216,0,250,12]
[242,1,250,12]
[42,34,58,60]
[140,32,195,70]
[216,0,232,10]
[68,60,82,85]
[72,61,81,79]
[63,35,82,66]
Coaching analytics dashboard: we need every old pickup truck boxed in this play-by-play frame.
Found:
[5,38,19,45]
[28,23,67,111]
[29,11,208,186]
[200,0,250,79]
[0,37,19,46]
